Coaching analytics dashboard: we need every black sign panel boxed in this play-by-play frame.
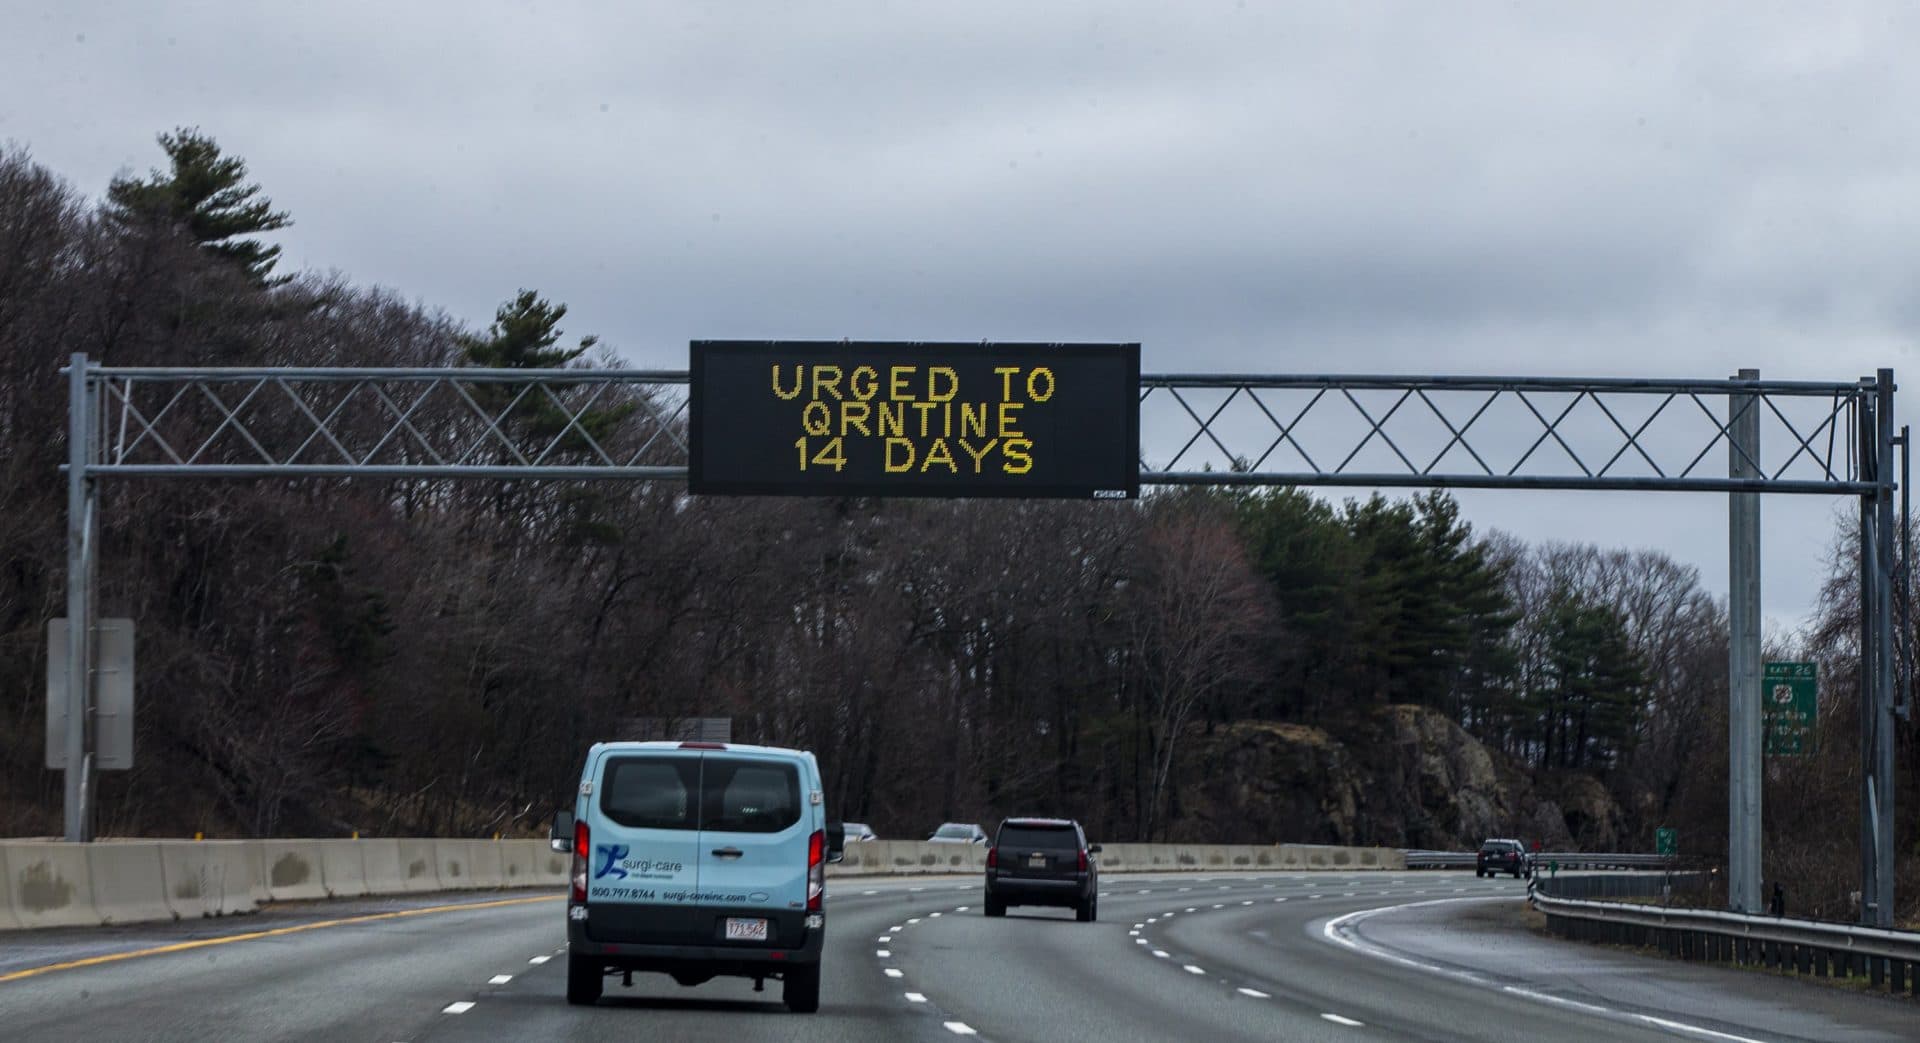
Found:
[689,341,1140,499]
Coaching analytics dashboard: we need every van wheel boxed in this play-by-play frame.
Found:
[1076,898,1093,923]
[566,953,603,1006]
[783,964,821,1013]
[984,897,1005,917]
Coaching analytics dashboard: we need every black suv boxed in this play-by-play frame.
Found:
[1476,838,1531,878]
[984,818,1100,922]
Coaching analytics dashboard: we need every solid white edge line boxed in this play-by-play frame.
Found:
[441,1001,475,1014]
[1321,899,1772,1043]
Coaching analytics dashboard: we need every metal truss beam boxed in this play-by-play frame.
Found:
[70,364,1881,495]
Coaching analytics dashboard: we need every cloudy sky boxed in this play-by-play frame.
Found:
[4,1,1914,631]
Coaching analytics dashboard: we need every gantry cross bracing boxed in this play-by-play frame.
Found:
[74,364,1884,494]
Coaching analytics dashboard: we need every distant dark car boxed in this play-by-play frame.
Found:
[984,818,1100,922]
[1476,838,1531,878]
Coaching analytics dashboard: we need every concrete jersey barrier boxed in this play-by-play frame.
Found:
[5,842,102,929]
[1,836,1404,931]
[159,840,255,919]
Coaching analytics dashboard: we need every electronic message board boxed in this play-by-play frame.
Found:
[689,341,1139,498]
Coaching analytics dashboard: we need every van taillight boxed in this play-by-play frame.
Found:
[571,820,590,903]
[1077,848,1088,872]
[986,846,997,869]
[807,829,825,912]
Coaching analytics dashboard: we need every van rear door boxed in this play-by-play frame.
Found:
[696,753,812,949]
[584,749,706,945]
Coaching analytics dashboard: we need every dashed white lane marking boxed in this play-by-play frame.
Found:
[957,906,970,912]
[1241,900,1253,906]
[1132,922,1144,928]
[1151,949,1170,958]
[905,992,928,1003]
[1218,885,1231,890]
[876,949,892,957]
[1322,1013,1364,1027]
[1310,894,1323,899]
[879,935,892,942]
[528,956,550,965]
[1136,939,1149,945]
[1238,987,1270,998]
[442,1002,475,1014]
[944,1022,978,1036]
[1129,930,1140,936]
[890,925,904,932]
[1212,904,1224,909]
[910,887,926,892]
[1323,899,1771,1043]
[1183,964,1206,975]
[863,890,879,895]
[1185,907,1197,913]
[930,912,942,918]
[885,968,904,978]
[487,974,513,985]
[908,918,922,924]
[1343,892,1357,897]
[1137,889,1151,894]
[1178,887,1193,892]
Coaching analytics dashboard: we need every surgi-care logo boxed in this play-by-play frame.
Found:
[594,844,686,879]
[594,844,631,880]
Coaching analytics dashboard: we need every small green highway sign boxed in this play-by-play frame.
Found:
[1655,827,1676,857]
[1762,661,1817,756]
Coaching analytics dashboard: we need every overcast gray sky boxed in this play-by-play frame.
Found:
[4,1,1914,632]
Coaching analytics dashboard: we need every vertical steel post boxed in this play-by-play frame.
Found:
[1728,368,1762,914]
[1864,370,1897,927]
[63,354,94,842]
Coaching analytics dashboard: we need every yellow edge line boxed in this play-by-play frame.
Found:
[0,893,563,984]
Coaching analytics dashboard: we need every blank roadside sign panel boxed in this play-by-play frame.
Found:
[689,341,1141,499]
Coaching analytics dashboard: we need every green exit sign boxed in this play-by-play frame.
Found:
[1763,661,1817,756]
[1655,827,1676,856]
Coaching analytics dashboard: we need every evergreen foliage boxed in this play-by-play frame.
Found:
[105,128,291,286]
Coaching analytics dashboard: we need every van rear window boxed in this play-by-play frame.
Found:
[602,757,698,830]
[701,758,801,834]
[597,754,799,833]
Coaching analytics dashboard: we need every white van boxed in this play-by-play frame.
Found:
[551,740,845,1011]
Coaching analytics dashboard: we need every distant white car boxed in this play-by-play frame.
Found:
[843,822,878,842]
[927,822,988,844]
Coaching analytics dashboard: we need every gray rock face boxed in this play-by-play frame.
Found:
[1169,705,1623,850]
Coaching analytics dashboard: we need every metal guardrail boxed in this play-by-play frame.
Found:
[1533,888,1920,998]
[1401,850,1684,871]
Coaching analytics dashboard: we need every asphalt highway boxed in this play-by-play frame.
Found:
[1,872,1912,1041]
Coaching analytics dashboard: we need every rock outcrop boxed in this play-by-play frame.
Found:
[1167,704,1623,850]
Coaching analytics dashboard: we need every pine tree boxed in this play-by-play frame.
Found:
[106,128,291,286]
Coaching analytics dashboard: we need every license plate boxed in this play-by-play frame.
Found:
[1028,853,1046,868]
[725,917,768,941]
